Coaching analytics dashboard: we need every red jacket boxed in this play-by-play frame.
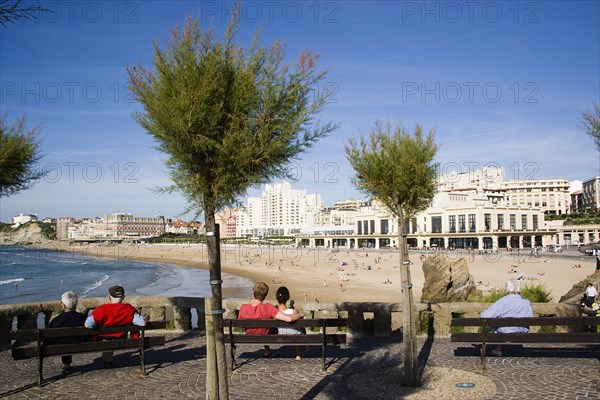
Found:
[91,303,139,338]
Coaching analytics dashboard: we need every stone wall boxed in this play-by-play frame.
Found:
[0,297,583,348]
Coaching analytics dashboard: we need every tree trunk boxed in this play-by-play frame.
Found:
[205,211,229,399]
[205,297,218,399]
[397,207,420,387]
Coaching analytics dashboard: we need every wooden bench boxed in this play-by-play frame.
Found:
[10,321,166,386]
[224,318,347,371]
[451,316,600,370]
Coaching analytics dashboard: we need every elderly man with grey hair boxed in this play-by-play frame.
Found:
[480,279,533,356]
[47,291,88,372]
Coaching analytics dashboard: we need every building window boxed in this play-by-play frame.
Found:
[431,216,442,233]
[363,220,368,235]
[498,214,504,230]
[510,214,516,230]
[521,215,528,230]
[459,215,466,233]
[484,214,491,231]
[380,219,389,234]
[449,215,456,233]
[532,215,538,230]
[370,220,375,235]
[357,221,362,235]
[468,214,476,232]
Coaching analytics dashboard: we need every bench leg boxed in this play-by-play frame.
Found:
[38,357,44,387]
[480,343,487,371]
[140,349,146,375]
[230,344,237,372]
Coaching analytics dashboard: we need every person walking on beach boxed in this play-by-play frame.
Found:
[47,291,88,372]
[276,286,305,361]
[85,285,149,368]
[238,282,304,357]
[480,279,533,356]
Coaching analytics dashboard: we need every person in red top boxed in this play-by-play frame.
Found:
[238,281,303,357]
[85,285,148,368]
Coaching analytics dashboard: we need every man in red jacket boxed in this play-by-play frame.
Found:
[85,285,148,368]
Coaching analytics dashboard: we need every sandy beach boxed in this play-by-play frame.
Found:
[42,241,596,304]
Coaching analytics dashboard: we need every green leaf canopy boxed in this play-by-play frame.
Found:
[127,16,337,217]
[345,119,438,221]
[0,115,44,197]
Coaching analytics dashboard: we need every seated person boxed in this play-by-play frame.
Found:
[239,282,303,357]
[480,279,533,356]
[85,285,148,368]
[276,286,305,361]
[47,291,88,372]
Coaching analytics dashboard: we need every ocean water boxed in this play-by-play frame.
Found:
[0,245,253,305]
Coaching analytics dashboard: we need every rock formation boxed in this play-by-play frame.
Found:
[0,222,49,244]
[420,254,478,302]
[558,270,600,304]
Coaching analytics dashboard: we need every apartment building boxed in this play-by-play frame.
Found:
[502,178,571,216]
[216,208,238,239]
[314,199,361,226]
[581,176,600,212]
[237,181,323,237]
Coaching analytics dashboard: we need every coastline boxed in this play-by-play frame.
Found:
[26,241,596,304]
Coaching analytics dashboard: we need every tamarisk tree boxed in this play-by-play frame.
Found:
[345,120,438,387]
[0,115,44,197]
[127,15,337,399]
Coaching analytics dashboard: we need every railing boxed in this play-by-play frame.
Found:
[0,297,582,347]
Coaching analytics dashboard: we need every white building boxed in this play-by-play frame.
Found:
[315,199,361,226]
[297,188,552,250]
[438,166,573,216]
[11,213,37,227]
[502,178,571,216]
[237,181,323,237]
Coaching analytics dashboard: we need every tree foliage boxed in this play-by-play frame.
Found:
[127,16,337,218]
[345,119,438,221]
[0,114,44,197]
[582,101,600,151]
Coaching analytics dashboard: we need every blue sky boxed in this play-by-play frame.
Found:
[1,1,599,222]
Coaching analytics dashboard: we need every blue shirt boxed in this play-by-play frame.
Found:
[480,294,533,333]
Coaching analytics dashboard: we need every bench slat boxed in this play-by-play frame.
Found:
[224,334,346,345]
[12,336,166,360]
[10,322,167,341]
[452,332,600,344]
[451,317,600,327]
[225,318,347,329]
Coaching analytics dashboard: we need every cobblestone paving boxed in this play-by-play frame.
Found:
[0,332,598,399]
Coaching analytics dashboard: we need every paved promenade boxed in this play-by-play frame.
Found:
[1,332,598,399]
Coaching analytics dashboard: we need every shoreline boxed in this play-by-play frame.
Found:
[24,241,597,304]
